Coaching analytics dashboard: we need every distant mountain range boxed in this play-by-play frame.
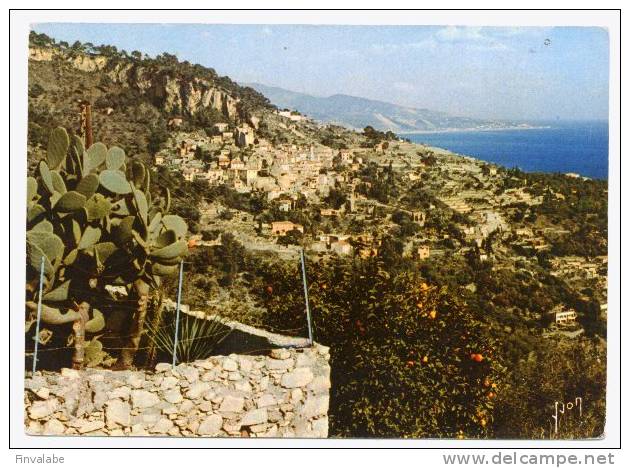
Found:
[247,82,525,133]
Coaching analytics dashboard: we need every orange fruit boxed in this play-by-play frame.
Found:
[429,310,437,320]
[470,353,484,362]
[422,355,429,364]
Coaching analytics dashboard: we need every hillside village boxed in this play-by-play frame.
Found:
[151,115,607,332]
[26,33,608,334]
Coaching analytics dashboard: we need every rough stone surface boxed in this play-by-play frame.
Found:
[131,390,160,409]
[42,419,65,435]
[105,400,131,428]
[219,395,244,413]
[150,418,175,434]
[77,420,105,434]
[197,414,223,436]
[240,408,268,427]
[163,388,184,404]
[24,346,330,438]
[28,399,59,420]
[281,368,314,388]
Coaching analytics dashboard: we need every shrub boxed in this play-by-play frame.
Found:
[492,338,606,439]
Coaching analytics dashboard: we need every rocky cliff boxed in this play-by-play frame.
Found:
[29,46,240,120]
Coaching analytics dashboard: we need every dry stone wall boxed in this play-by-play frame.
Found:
[24,344,331,438]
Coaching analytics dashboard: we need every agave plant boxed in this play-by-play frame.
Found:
[26,127,189,370]
[144,311,231,364]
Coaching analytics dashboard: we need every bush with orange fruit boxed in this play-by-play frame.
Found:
[254,257,505,438]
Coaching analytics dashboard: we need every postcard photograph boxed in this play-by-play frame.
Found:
[15,14,616,443]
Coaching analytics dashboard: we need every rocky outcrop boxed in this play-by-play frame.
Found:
[71,54,108,72]
[29,46,239,120]
[24,345,331,438]
[29,46,60,62]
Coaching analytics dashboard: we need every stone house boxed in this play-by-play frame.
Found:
[320,208,341,217]
[238,169,259,187]
[339,150,353,164]
[183,167,201,182]
[278,198,293,212]
[417,245,430,260]
[230,158,245,170]
[554,308,578,325]
[236,126,255,147]
[205,168,224,184]
[218,155,230,169]
[213,122,229,133]
[271,221,304,236]
[330,240,352,256]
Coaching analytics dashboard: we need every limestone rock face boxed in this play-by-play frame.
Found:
[71,55,107,72]
[29,46,239,120]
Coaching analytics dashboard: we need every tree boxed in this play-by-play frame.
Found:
[147,123,168,155]
[215,233,246,286]
[325,188,347,210]
[277,229,303,246]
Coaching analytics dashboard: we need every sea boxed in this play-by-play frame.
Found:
[405,120,609,180]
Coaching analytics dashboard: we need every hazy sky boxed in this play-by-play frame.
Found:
[32,24,609,121]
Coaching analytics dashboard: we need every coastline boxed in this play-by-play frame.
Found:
[398,125,551,135]
[400,121,608,181]
[416,143,599,181]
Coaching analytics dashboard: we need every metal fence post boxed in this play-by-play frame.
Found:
[300,248,314,346]
[32,256,45,374]
[172,260,184,368]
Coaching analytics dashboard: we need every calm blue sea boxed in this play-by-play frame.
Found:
[406,121,609,180]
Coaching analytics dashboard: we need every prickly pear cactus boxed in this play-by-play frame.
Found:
[26,127,189,370]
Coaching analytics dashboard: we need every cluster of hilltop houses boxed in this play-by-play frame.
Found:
[154,123,371,207]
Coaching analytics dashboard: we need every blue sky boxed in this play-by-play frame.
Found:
[31,24,609,121]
